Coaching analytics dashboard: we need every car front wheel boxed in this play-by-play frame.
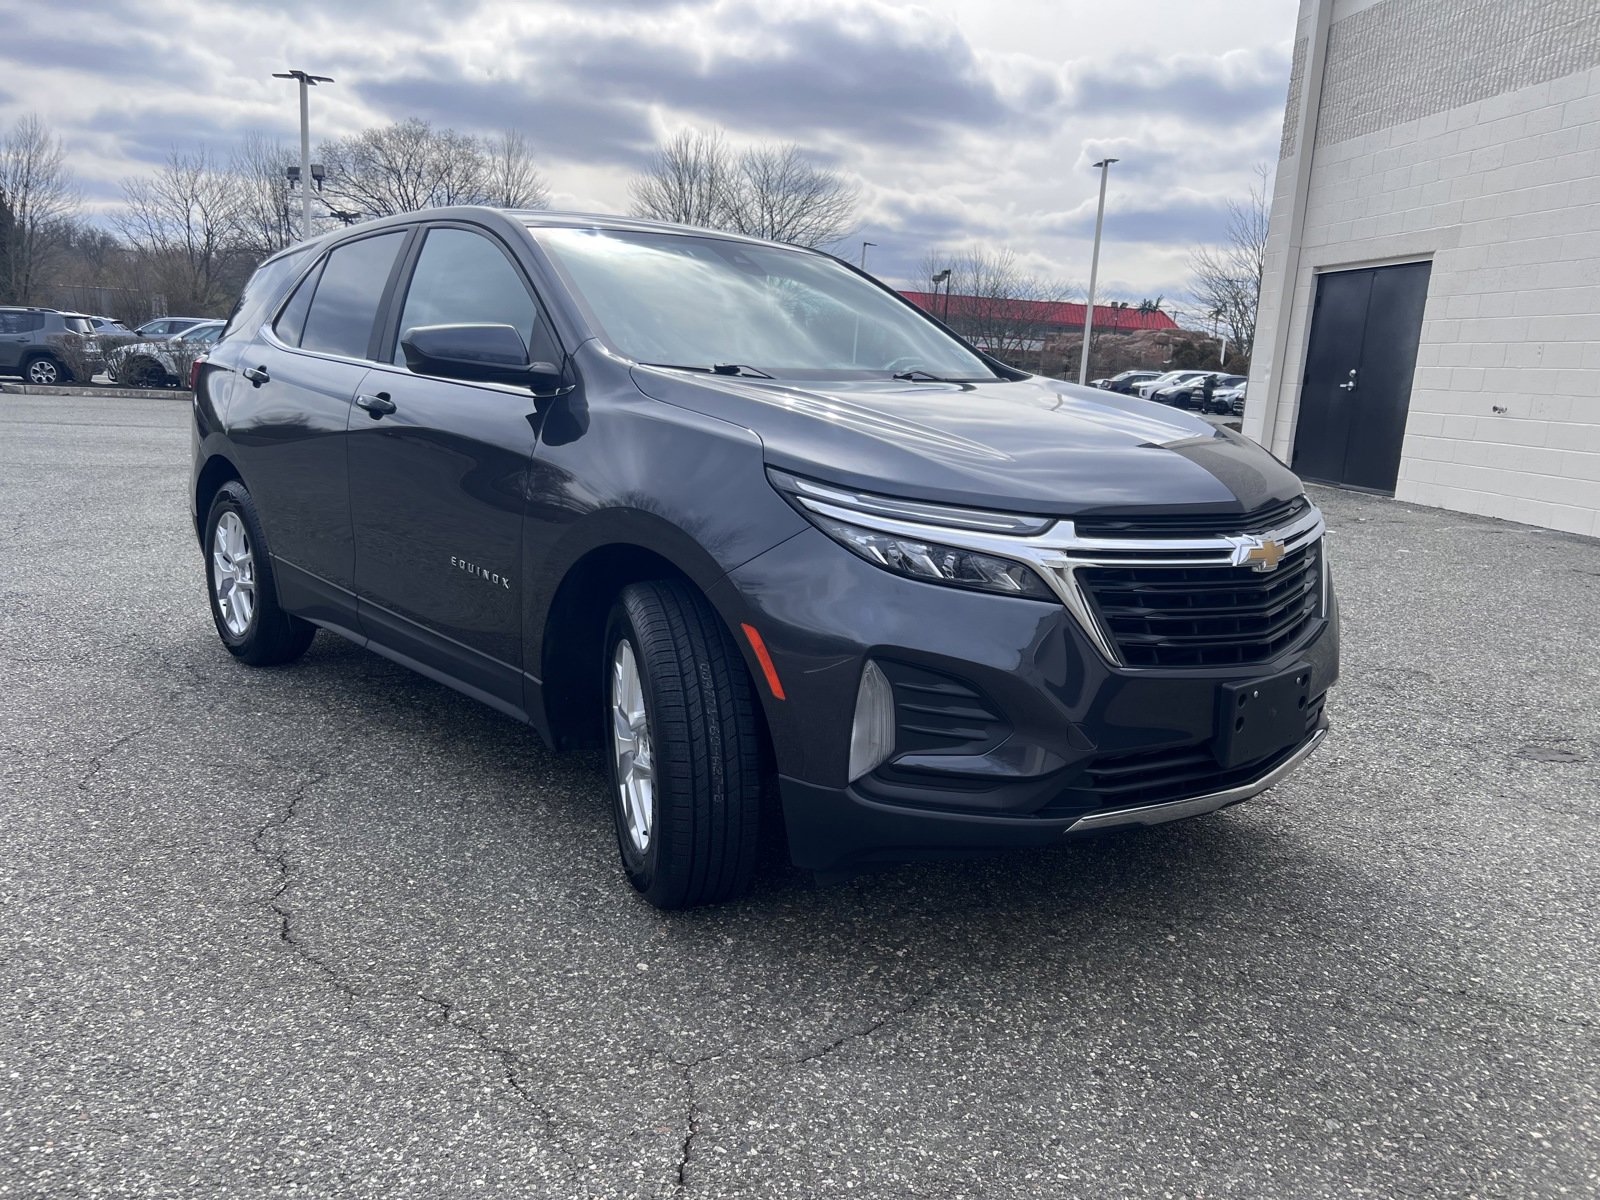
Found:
[204,481,315,666]
[604,580,762,909]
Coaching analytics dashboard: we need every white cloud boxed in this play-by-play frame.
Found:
[0,0,1297,302]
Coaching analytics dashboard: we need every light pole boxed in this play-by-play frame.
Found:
[859,241,876,270]
[1077,157,1118,386]
[932,268,952,321]
[273,69,334,240]
[1210,307,1228,366]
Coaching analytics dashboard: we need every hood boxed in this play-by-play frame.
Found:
[629,369,1303,517]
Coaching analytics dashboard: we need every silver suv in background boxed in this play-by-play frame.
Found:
[108,320,225,387]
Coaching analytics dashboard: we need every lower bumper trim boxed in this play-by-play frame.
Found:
[1064,726,1327,835]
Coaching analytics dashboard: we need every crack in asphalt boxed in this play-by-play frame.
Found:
[787,986,942,1067]
[661,1049,723,1195]
[248,769,362,1001]
[248,772,593,1191]
[655,989,943,1195]
[416,989,593,1191]
[75,721,160,794]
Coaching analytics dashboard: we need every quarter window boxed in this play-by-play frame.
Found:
[299,231,406,360]
[392,228,552,366]
[273,261,322,347]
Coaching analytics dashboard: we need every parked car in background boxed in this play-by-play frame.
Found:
[89,316,133,336]
[1228,381,1248,417]
[1163,373,1246,411]
[133,316,210,339]
[1206,379,1247,416]
[1095,369,1162,395]
[1137,369,1210,402]
[192,206,1337,908]
[109,320,225,386]
[0,306,100,385]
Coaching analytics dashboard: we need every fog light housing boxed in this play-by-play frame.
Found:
[848,660,896,782]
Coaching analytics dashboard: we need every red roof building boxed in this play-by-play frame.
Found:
[898,291,1180,335]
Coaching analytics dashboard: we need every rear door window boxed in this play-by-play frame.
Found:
[298,232,406,360]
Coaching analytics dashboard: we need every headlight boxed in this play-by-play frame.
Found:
[768,469,1054,599]
[810,513,1053,597]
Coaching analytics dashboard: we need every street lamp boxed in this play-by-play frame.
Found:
[1077,157,1118,387]
[1210,306,1228,366]
[859,241,876,270]
[273,69,334,239]
[932,268,952,321]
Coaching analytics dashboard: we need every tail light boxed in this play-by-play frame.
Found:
[190,355,207,391]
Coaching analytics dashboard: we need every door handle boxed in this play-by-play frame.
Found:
[356,391,396,418]
[1337,368,1358,392]
[242,365,270,387]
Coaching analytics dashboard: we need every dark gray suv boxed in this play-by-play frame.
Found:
[193,208,1337,908]
[0,307,99,385]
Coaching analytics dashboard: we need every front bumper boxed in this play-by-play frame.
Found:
[779,724,1326,871]
[713,526,1339,872]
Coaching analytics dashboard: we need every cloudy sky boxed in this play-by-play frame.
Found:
[1,0,1297,308]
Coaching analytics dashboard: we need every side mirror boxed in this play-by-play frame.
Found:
[401,323,568,395]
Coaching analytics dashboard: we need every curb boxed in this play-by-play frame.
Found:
[0,382,186,401]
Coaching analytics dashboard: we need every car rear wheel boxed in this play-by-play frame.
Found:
[204,481,315,666]
[604,580,762,909]
[23,356,63,386]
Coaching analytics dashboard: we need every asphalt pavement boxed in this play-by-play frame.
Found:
[1,393,1595,1199]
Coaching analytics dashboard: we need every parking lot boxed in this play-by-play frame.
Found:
[1,393,1596,1198]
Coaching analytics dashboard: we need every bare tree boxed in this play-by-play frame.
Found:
[629,128,858,248]
[0,113,78,304]
[483,130,550,209]
[116,148,243,315]
[918,247,1076,365]
[726,143,857,247]
[1187,165,1270,355]
[228,133,297,259]
[320,119,492,218]
[628,129,735,229]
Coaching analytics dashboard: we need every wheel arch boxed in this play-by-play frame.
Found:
[538,541,702,752]
[194,453,245,542]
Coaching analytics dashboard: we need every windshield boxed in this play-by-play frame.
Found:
[533,226,1000,381]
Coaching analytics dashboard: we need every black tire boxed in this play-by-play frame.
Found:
[22,355,64,386]
[203,481,315,667]
[125,357,170,388]
[603,580,762,909]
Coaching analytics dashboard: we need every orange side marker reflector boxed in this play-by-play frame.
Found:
[740,624,786,701]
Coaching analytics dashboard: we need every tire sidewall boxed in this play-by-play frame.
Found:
[603,606,660,890]
[205,488,261,650]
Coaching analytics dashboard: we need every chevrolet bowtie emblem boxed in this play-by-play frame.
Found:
[1231,535,1287,572]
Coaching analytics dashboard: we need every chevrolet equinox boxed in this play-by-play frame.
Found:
[192,208,1337,908]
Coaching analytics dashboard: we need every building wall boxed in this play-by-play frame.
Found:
[1248,0,1600,537]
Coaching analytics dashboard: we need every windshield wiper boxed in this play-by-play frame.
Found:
[892,369,951,381]
[640,362,774,379]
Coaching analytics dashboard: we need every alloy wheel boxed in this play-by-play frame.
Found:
[26,359,60,385]
[212,511,257,637]
[610,639,655,853]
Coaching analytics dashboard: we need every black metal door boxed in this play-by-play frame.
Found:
[1293,260,1430,493]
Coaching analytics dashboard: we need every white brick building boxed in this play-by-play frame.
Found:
[1246,0,1600,536]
